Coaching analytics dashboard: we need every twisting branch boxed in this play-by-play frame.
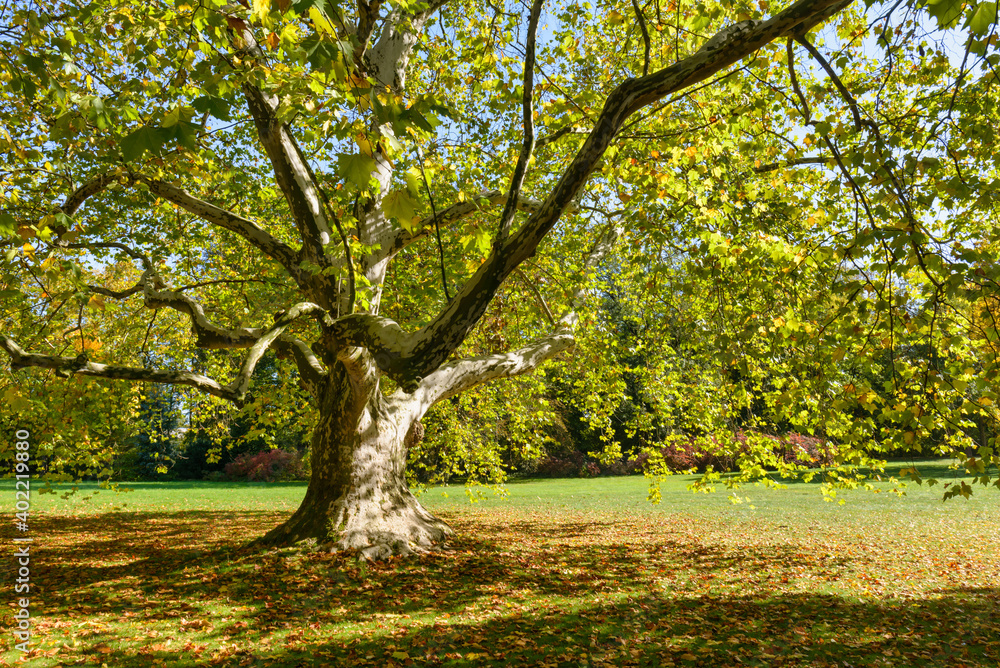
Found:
[230,302,329,397]
[1,334,234,399]
[416,145,451,301]
[43,172,304,288]
[243,85,334,258]
[1,303,329,403]
[515,267,555,326]
[535,124,589,148]
[796,35,871,132]
[57,241,155,273]
[273,334,328,396]
[58,173,118,220]
[410,329,575,411]
[141,177,303,281]
[142,276,266,350]
[632,0,651,76]
[495,0,545,246]
[89,283,144,300]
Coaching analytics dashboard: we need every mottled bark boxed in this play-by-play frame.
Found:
[260,368,452,559]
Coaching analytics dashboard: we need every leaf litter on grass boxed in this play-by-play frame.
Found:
[1,486,999,667]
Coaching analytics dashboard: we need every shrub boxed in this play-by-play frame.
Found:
[601,458,631,476]
[776,432,835,467]
[536,450,586,477]
[659,439,707,471]
[224,449,306,482]
[649,431,833,474]
[626,452,650,474]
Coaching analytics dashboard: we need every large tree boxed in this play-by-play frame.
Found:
[3,0,999,556]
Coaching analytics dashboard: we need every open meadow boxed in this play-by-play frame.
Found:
[3,461,1000,667]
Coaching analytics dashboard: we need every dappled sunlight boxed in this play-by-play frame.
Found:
[3,492,999,666]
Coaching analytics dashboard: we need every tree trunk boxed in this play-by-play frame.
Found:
[259,375,452,559]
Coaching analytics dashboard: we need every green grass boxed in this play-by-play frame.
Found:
[2,461,999,667]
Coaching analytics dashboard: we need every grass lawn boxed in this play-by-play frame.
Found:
[2,460,999,666]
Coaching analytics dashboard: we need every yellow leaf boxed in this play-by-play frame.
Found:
[253,0,271,21]
[309,6,336,35]
[88,294,106,311]
[355,134,374,156]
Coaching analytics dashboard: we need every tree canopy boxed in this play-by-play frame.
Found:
[3,0,1000,554]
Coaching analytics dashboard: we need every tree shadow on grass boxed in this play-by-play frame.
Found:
[16,511,1000,667]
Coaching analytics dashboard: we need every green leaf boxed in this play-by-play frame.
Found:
[337,153,376,189]
[0,212,16,237]
[192,95,232,121]
[161,122,199,152]
[926,0,964,28]
[121,127,166,163]
[382,189,419,229]
[967,2,997,35]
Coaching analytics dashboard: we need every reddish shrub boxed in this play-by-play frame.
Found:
[653,431,833,473]
[224,449,306,482]
[776,432,835,466]
[626,452,650,474]
[536,451,586,477]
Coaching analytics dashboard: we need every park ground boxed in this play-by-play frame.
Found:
[2,462,1000,667]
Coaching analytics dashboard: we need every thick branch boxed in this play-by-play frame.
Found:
[231,302,328,397]
[353,0,381,66]
[142,277,265,349]
[366,0,447,90]
[1,334,234,399]
[410,328,575,411]
[60,173,117,218]
[1,304,327,403]
[89,283,143,300]
[45,172,303,290]
[142,177,302,281]
[392,0,852,383]
[243,85,334,258]
[495,0,544,246]
[273,334,328,396]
